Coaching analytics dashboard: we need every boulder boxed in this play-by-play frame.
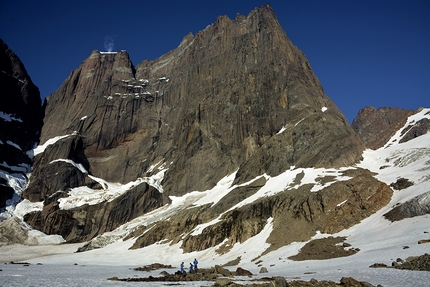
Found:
[235,267,253,276]
[215,265,232,277]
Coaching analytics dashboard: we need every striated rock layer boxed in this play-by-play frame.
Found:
[22,5,376,246]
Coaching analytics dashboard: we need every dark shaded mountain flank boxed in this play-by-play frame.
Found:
[0,38,43,208]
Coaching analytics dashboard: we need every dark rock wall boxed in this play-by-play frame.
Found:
[0,38,43,208]
[24,182,170,242]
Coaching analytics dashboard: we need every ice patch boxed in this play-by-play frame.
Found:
[34,134,71,156]
[13,199,43,219]
[0,111,22,122]
[337,199,348,207]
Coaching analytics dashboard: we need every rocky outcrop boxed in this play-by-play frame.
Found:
[352,106,415,149]
[0,217,30,245]
[288,236,359,261]
[23,135,91,202]
[23,182,170,242]
[393,253,430,271]
[371,253,430,272]
[399,112,430,143]
[128,168,392,255]
[111,264,378,287]
[383,190,430,222]
[0,38,43,209]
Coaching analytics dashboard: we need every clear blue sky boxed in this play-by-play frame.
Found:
[1,0,429,122]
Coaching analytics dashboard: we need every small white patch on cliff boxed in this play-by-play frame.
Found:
[0,111,22,122]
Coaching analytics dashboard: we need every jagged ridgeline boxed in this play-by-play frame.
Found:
[21,5,390,252]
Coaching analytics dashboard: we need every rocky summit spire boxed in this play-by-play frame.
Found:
[22,5,378,245]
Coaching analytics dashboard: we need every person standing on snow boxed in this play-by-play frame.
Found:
[193,258,198,271]
[189,263,194,273]
[180,262,185,274]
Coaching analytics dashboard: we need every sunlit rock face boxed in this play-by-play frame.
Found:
[22,5,371,243]
[38,4,364,194]
[351,106,417,149]
[0,39,43,209]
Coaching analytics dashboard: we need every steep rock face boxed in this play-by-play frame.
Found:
[25,5,367,242]
[39,4,363,194]
[0,38,43,209]
[352,106,416,149]
[23,135,91,202]
[24,182,170,242]
[133,5,365,191]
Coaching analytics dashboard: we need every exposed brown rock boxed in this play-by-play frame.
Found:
[371,253,430,272]
[128,168,391,256]
[288,236,358,261]
[389,177,414,190]
[399,116,430,143]
[236,267,253,276]
[352,106,415,149]
[394,253,430,271]
[383,190,430,222]
[215,265,232,276]
[133,263,175,271]
[112,267,379,287]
